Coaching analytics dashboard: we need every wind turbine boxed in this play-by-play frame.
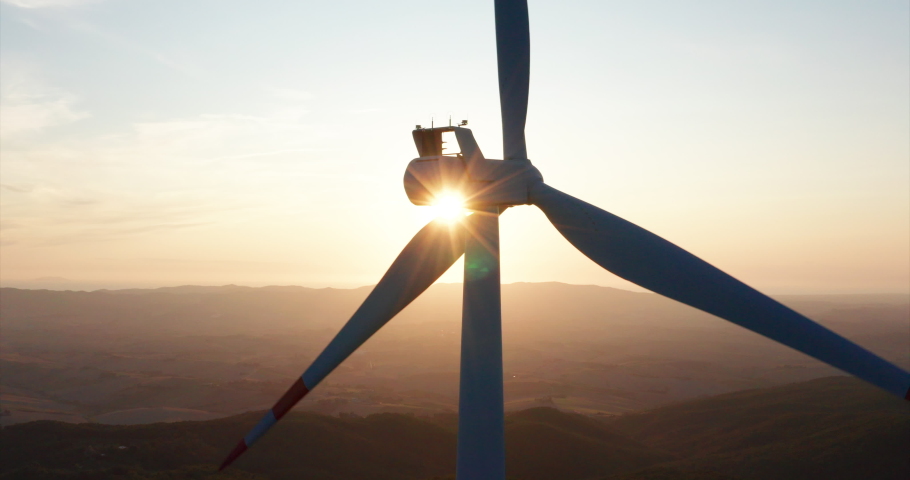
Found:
[220,0,910,477]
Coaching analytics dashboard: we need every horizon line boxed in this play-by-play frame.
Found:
[1,280,908,297]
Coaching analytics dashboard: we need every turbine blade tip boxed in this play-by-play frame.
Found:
[218,440,248,471]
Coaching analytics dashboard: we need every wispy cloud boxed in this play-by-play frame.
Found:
[0,84,327,249]
[39,221,213,246]
[0,183,33,193]
[1,0,103,9]
[268,87,313,103]
[13,14,208,78]
[0,63,89,139]
[1,179,248,247]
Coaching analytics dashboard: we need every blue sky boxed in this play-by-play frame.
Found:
[1,0,908,293]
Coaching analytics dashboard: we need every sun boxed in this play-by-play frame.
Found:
[432,193,466,222]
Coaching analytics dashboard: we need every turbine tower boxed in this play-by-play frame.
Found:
[220,1,910,478]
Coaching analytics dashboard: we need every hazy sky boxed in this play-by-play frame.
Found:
[1,0,908,293]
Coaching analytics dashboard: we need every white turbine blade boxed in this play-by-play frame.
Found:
[530,182,910,401]
[495,0,531,160]
[219,218,467,470]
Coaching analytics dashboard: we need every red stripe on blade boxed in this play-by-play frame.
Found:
[218,439,248,471]
[272,377,310,420]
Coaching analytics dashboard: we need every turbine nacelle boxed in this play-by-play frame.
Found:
[403,126,542,208]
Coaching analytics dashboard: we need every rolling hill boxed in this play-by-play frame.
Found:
[603,376,910,480]
[3,284,907,427]
[1,376,906,480]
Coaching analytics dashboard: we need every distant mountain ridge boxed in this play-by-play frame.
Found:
[1,377,906,480]
[3,283,907,336]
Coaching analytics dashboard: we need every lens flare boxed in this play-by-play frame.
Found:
[432,194,466,222]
